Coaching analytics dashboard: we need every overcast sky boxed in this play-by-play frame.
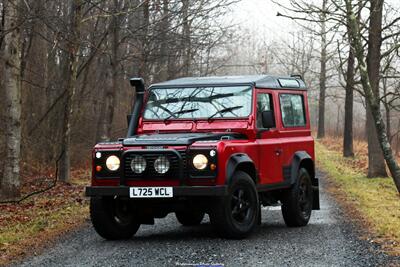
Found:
[231,0,297,40]
[231,0,400,40]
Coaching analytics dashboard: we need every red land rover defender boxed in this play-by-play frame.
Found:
[86,75,319,239]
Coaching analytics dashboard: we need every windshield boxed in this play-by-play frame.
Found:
[143,86,253,120]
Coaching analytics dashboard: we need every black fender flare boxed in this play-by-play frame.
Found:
[225,153,257,185]
[288,151,315,184]
[289,151,319,210]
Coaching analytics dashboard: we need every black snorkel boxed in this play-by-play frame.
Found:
[127,78,145,137]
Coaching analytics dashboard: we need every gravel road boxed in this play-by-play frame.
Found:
[15,171,399,267]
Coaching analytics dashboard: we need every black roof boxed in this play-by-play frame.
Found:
[148,75,307,90]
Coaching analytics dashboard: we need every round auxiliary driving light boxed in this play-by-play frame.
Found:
[154,156,170,174]
[193,154,208,170]
[106,155,120,171]
[130,155,147,174]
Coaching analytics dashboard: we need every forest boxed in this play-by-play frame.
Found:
[0,0,400,200]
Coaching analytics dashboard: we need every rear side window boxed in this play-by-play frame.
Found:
[279,94,306,127]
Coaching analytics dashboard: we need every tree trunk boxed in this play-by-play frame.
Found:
[59,0,81,183]
[96,0,120,142]
[365,0,387,178]
[1,0,22,200]
[382,79,391,143]
[317,0,327,139]
[154,0,169,82]
[336,106,341,137]
[181,0,191,76]
[396,119,400,157]
[137,0,150,80]
[0,2,4,48]
[343,27,355,157]
[346,0,400,193]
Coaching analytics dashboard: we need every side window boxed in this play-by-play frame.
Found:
[256,93,274,128]
[279,94,306,127]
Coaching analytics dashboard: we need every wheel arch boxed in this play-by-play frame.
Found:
[289,151,315,184]
[289,151,319,210]
[225,153,257,185]
[299,158,315,181]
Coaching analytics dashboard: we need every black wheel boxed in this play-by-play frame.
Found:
[175,211,205,226]
[281,168,313,227]
[210,171,259,239]
[90,197,140,240]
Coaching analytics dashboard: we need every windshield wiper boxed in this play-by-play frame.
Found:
[152,93,236,105]
[163,108,199,123]
[207,105,243,121]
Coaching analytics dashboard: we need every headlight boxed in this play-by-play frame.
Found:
[130,155,146,173]
[193,154,208,170]
[105,155,120,171]
[154,156,170,174]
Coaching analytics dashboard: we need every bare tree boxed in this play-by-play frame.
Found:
[1,0,22,199]
[345,0,400,192]
[59,0,83,183]
[96,0,120,142]
[274,0,336,138]
[0,0,242,193]
[364,0,387,177]
[317,0,328,139]
[342,1,359,157]
[342,35,355,157]
[154,0,170,82]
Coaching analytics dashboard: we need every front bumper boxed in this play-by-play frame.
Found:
[85,185,228,197]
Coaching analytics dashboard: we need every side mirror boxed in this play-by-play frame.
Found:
[262,110,275,129]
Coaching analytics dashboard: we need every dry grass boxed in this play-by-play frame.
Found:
[319,136,400,174]
[316,140,400,256]
[0,169,90,266]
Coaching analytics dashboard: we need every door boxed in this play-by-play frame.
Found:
[255,91,283,184]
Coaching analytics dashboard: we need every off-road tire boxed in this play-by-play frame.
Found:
[175,211,205,226]
[281,168,313,227]
[90,197,140,240]
[210,171,259,239]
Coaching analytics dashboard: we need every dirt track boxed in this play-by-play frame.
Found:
[15,171,400,267]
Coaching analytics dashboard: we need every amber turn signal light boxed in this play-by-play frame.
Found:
[210,163,217,171]
[95,165,102,172]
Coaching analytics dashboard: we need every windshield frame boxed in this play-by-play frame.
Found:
[142,84,255,121]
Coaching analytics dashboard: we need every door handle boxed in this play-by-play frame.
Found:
[275,149,282,156]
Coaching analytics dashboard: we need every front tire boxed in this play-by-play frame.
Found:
[90,197,140,240]
[281,168,313,227]
[210,171,259,239]
[175,211,205,226]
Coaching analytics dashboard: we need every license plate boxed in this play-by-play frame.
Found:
[129,187,173,198]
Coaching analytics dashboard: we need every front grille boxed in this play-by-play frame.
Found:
[123,150,187,180]
[180,150,188,178]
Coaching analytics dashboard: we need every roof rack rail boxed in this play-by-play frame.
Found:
[150,75,307,90]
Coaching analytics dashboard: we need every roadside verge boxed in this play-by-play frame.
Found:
[316,140,400,256]
[0,171,89,266]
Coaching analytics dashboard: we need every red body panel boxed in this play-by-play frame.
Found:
[92,87,314,188]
